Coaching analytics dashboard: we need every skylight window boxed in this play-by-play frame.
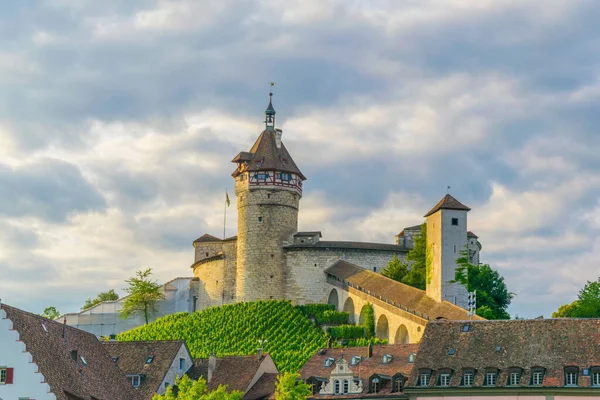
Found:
[448,348,456,356]
[146,355,155,364]
[382,354,393,364]
[42,323,48,333]
[462,324,471,332]
[80,355,87,366]
[112,357,119,363]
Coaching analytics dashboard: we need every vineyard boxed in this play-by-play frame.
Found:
[117,300,384,372]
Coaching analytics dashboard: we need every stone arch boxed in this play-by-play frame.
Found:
[394,324,409,344]
[327,289,339,310]
[343,298,355,323]
[376,314,389,342]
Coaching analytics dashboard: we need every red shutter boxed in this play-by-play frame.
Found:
[5,368,13,384]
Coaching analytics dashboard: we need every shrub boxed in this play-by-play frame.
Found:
[327,324,366,339]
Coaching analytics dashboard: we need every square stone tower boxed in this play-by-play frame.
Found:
[424,194,470,309]
[231,93,306,302]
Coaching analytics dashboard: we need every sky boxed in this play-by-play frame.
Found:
[1,0,600,319]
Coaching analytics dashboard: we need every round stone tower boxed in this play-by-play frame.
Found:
[231,93,306,302]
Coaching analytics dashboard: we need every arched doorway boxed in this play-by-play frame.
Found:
[394,324,409,344]
[376,314,389,342]
[343,298,355,323]
[327,289,339,310]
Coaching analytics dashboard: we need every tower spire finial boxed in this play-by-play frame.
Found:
[265,82,276,131]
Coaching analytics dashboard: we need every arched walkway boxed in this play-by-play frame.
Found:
[376,314,389,342]
[327,288,339,310]
[343,298,355,323]
[394,324,409,344]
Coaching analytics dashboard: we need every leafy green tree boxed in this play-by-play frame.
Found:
[275,372,311,400]
[41,306,60,320]
[401,224,428,290]
[453,249,513,319]
[381,254,408,282]
[552,278,600,318]
[153,375,242,400]
[120,269,164,324]
[83,289,119,310]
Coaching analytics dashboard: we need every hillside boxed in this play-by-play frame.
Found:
[116,300,330,372]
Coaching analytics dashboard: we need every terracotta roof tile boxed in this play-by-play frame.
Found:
[243,373,279,400]
[423,194,471,217]
[1,304,140,400]
[410,319,600,388]
[299,345,419,397]
[189,355,270,393]
[103,340,188,400]
[325,260,481,321]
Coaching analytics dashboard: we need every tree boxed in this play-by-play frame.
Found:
[275,372,311,400]
[152,375,242,400]
[120,269,165,324]
[381,254,408,282]
[401,224,428,290]
[362,303,375,338]
[83,289,119,310]
[552,278,600,318]
[41,306,60,320]
[453,249,513,320]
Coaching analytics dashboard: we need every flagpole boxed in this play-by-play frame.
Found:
[223,189,227,240]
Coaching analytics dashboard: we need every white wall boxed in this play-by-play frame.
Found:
[440,209,469,309]
[63,278,196,337]
[0,309,56,400]
[157,344,194,395]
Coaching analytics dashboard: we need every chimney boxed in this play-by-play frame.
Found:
[257,348,264,360]
[275,129,282,149]
[208,353,217,383]
[62,317,67,343]
[367,342,373,359]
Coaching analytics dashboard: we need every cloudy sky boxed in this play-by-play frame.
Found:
[1,0,599,318]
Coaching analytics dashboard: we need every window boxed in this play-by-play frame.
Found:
[351,356,361,366]
[419,372,431,386]
[112,357,119,363]
[454,245,457,253]
[324,357,335,367]
[508,370,521,386]
[531,368,545,386]
[179,358,185,370]
[258,217,263,222]
[373,267,377,272]
[371,377,380,393]
[80,355,87,366]
[0,368,5,384]
[461,371,474,386]
[462,324,471,332]
[334,380,340,394]
[279,173,292,181]
[146,355,154,364]
[438,373,451,387]
[408,353,416,363]
[565,367,578,386]
[382,354,393,364]
[128,375,141,388]
[393,378,403,392]
[485,371,497,386]
[592,368,600,386]
[343,379,349,394]
[452,218,458,226]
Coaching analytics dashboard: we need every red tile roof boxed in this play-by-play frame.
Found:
[1,304,140,400]
[423,194,471,217]
[410,319,600,389]
[103,340,189,400]
[299,344,419,398]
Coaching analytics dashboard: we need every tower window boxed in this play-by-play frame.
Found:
[452,218,458,226]
[454,245,456,253]
[373,267,377,272]
[258,217,263,222]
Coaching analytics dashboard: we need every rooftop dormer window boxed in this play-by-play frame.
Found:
[437,369,451,387]
[382,354,393,364]
[592,367,600,386]
[531,367,545,386]
[417,369,432,387]
[484,369,498,386]
[565,367,578,386]
[127,375,141,388]
[324,357,335,367]
[393,377,404,392]
[507,368,522,386]
[371,377,380,393]
[461,369,475,386]
[351,356,361,366]
[408,353,416,363]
